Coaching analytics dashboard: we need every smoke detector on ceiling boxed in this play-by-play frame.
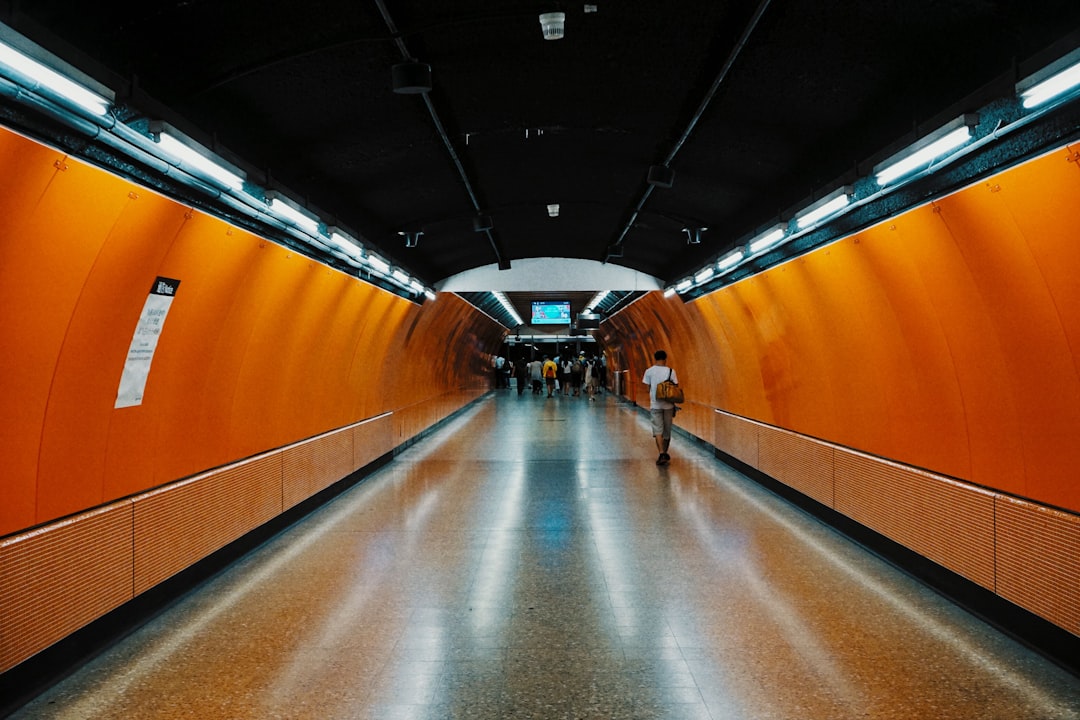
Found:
[539,12,565,40]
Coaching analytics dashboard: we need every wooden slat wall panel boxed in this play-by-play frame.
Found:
[714,410,758,467]
[354,414,395,469]
[757,425,834,506]
[282,429,354,509]
[0,503,133,672]
[133,454,283,594]
[996,497,1080,635]
[0,410,436,674]
[394,403,427,446]
[695,412,1080,638]
[676,402,711,444]
[391,389,489,447]
[835,449,996,590]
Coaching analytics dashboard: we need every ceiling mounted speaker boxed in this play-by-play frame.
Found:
[647,165,674,188]
[473,215,493,232]
[392,61,432,94]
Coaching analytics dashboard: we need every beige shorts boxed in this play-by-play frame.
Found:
[650,408,673,439]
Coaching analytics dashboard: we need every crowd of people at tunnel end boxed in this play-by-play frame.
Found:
[493,353,608,400]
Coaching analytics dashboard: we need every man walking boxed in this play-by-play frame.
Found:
[642,350,678,465]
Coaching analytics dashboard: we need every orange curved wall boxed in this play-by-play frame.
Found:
[0,126,503,537]
[603,142,1080,514]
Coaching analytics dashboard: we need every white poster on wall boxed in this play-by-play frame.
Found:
[115,277,180,409]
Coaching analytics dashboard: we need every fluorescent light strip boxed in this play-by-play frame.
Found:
[392,269,410,284]
[268,197,319,234]
[492,291,524,326]
[0,41,109,117]
[157,132,245,190]
[675,279,693,292]
[366,254,391,274]
[795,192,850,230]
[874,126,973,186]
[586,290,609,311]
[663,287,677,298]
[717,247,744,270]
[748,226,786,254]
[1021,60,1080,109]
[327,231,363,259]
[694,267,715,283]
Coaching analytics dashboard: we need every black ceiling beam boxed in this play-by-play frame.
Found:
[603,0,774,266]
[374,0,510,273]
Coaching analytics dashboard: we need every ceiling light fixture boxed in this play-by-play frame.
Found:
[265,192,320,234]
[675,279,693,293]
[694,266,715,284]
[1018,48,1080,109]
[747,224,787,254]
[366,254,391,274]
[717,247,745,272]
[586,291,610,311]
[874,115,978,186]
[795,186,853,230]
[547,203,560,217]
[326,228,365,261]
[0,37,110,117]
[492,291,524,326]
[539,12,566,40]
[391,60,432,94]
[151,124,245,191]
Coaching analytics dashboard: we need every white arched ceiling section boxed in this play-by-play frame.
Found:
[436,257,663,292]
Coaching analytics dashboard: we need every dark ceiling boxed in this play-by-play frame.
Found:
[3,0,1080,292]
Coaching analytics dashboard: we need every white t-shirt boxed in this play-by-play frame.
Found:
[642,364,678,410]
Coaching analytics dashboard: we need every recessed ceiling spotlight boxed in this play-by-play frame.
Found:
[547,203,560,217]
[539,12,565,40]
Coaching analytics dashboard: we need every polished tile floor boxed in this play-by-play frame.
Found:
[12,391,1080,719]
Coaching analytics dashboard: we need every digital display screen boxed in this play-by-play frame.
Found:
[531,300,571,325]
